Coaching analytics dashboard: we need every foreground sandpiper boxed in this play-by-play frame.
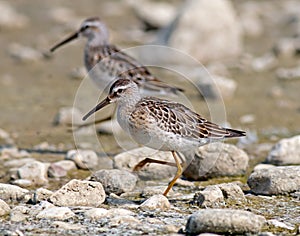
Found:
[50,17,182,95]
[83,78,246,196]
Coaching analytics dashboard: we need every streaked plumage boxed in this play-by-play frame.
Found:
[83,79,246,196]
[50,17,182,95]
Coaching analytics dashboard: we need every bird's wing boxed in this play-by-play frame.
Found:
[92,45,183,94]
[131,97,245,142]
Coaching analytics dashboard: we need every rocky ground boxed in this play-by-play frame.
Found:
[0,0,300,235]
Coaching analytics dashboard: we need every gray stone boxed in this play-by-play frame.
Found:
[50,179,105,207]
[141,186,175,198]
[247,166,300,195]
[139,194,170,211]
[217,183,246,202]
[267,219,294,231]
[197,75,237,100]
[9,43,43,63]
[32,188,54,203]
[10,206,30,222]
[106,208,135,218]
[193,185,224,207]
[66,149,98,170]
[253,164,276,172]
[238,2,264,37]
[36,206,75,220]
[114,147,177,180]
[276,67,300,81]
[69,66,86,80]
[184,143,248,180]
[89,169,137,195]
[48,163,67,178]
[4,158,35,168]
[0,128,14,145]
[168,0,242,63]
[186,209,265,234]
[0,183,29,201]
[251,53,277,72]
[266,135,300,165]
[53,107,83,126]
[129,0,176,29]
[11,179,33,188]
[0,199,10,216]
[52,221,83,230]
[17,161,49,185]
[53,160,77,171]
[84,208,108,220]
[0,147,30,160]
[0,2,29,29]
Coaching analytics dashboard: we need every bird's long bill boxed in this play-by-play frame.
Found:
[50,31,79,52]
[82,97,111,121]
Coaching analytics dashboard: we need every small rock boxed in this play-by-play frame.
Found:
[268,86,283,98]
[114,147,177,180]
[239,114,256,124]
[217,183,246,202]
[0,147,30,160]
[69,66,86,79]
[109,215,140,226]
[197,75,237,100]
[184,143,248,180]
[30,201,55,216]
[4,157,35,168]
[267,219,294,231]
[53,107,83,126]
[52,221,83,230]
[32,188,54,203]
[50,179,105,207]
[247,166,300,195]
[36,206,75,220]
[266,135,300,165]
[0,183,29,201]
[276,66,300,80]
[84,208,108,220]
[0,199,10,216]
[53,160,77,171]
[141,186,174,197]
[48,163,67,178]
[273,38,297,58]
[89,169,137,195]
[0,128,14,145]
[193,185,224,207]
[66,149,98,170]
[8,43,43,63]
[11,179,33,188]
[10,206,30,222]
[139,194,170,211]
[253,164,276,172]
[0,1,29,29]
[186,209,265,234]
[17,161,49,185]
[238,2,264,37]
[106,208,135,218]
[128,0,176,29]
[251,53,277,72]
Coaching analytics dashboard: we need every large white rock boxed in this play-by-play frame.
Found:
[168,0,243,63]
[266,135,300,165]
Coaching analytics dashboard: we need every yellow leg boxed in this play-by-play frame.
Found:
[163,151,182,197]
[133,157,177,172]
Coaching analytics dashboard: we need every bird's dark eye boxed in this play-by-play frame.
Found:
[81,25,89,31]
[118,89,124,93]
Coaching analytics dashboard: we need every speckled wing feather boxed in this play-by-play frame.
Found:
[131,97,245,142]
[86,45,183,94]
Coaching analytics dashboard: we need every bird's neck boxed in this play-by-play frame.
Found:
[87,34,109,47]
